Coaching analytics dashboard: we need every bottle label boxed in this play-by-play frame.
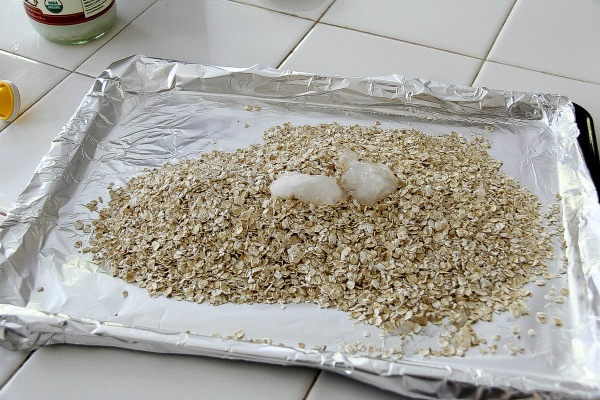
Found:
[23,0,114,26]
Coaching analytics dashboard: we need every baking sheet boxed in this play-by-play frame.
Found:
[1,55,599,399]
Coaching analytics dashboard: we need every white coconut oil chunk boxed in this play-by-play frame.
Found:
[340,150,398,206]
[269,172,346,206]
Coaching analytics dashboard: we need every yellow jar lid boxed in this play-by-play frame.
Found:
[0,80,20,122]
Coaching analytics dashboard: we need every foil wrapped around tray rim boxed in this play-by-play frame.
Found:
[1,55,599,399]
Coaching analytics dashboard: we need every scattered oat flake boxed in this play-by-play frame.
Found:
[243,123,250,128]
[535,279,546,286]
[73,220,84,230]
[363,331,370,337]
[36,286,44,292]
[560,288,569,296]
[122,290,128,298]
[485,126,494,132]
[527,329,537,336]
[552,317,563,327]
[86,200,99,212]
[536,312,547,323]
[298,342,305,349]
[232,329,245,339]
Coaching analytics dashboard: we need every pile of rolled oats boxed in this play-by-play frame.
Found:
[85,122,561,353]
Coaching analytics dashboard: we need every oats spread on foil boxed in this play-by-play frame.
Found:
[83,122,563,357]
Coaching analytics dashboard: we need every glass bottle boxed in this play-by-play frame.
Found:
[23,0,117,45]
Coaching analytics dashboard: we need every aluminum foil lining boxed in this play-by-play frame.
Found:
[1,55,599,399]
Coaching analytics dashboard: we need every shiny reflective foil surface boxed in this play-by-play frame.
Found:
[1,55,599,399]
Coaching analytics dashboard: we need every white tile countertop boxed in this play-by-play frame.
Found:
[0,0,599,398]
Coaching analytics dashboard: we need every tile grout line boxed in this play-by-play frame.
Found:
[301,370,322,400]
[226,0,315,22]
[4,1,599,85]
[275,24,316,69]
[0,81,64,134]
[304,0,337,22]
[271,4,600,87]
[475,59,600,87]
[0,351,35,392]
[470,0,518,86]
[75,0,327,73]
[0,70,94,135]
[74,70,97,79]
[3,0,160,77]
[71,0,161,75]
[317,21,483,61]
[276,0,337,69]
[0,50,72,76]
[0,1,161,130]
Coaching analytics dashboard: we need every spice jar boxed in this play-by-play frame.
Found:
[23,0,117,44]
[0,81,20,122]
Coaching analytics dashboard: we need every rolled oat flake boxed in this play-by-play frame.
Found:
[23,0,116,44]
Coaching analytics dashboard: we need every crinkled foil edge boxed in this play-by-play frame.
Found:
[0,304,594,399]
[1,55,599,399]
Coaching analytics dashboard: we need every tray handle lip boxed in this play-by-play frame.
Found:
[573,102,599,200]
